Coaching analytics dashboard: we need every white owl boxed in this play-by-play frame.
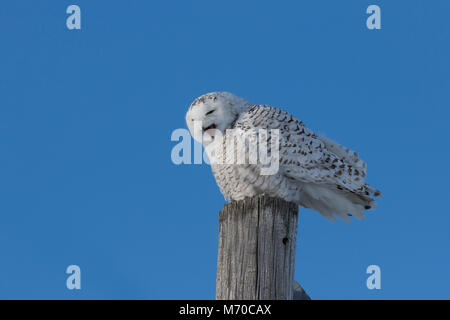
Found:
[186,92,382,222]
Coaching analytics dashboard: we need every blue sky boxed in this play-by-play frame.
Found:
[0,0,449,299]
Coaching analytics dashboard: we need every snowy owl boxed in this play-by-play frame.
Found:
[186,92,382,222]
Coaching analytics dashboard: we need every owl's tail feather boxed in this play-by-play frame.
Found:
[299,183,379,223]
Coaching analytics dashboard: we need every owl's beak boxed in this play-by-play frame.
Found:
[203,123,216,132]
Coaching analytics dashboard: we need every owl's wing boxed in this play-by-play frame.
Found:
[236,105,369,194]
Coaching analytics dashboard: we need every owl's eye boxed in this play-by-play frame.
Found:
[205,109,215,115]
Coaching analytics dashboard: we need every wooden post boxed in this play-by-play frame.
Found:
[216,195,299,300]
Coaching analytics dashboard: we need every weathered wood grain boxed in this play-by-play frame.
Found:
[216,195,299,300]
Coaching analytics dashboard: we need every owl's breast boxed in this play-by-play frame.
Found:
[211,163,298,203]
[206,124,299,203]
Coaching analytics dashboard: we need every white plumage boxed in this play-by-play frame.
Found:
[186,92,382,223]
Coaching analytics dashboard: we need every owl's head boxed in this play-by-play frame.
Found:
[186,92,252,143]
